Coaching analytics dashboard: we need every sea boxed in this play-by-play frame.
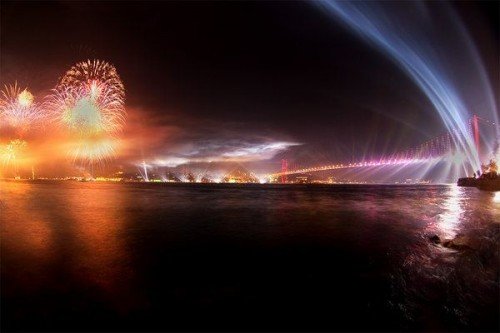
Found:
[1,180,499,332]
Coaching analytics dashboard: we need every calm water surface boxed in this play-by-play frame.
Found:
[1,181,499,331]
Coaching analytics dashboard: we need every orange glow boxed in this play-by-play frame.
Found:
[65,134,120,164]
[0,180,140,312]
[0,182,54,277]
[60,183,141,312]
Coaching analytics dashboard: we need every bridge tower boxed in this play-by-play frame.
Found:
[281,159,288,183]
[471,114,480,159]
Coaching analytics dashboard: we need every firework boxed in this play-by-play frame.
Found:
[1,139,27,165]
[49,83,124,135]
[0,83,43,133]
[46,60,126,165]
[60,59,124,101]
[49,60,126,136]
[1,139,28,177]
[67,134,119,165]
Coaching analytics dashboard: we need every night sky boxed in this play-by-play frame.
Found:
[1,1,498,174]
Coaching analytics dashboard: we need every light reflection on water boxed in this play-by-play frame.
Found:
[437,185,464,238]
[62,186,138,310]
[0,181,498,331]
[0,182,53,268]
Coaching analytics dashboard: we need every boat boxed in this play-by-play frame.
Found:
[458,159,499,191]
[457,177,477,187]
[476,178,500,191]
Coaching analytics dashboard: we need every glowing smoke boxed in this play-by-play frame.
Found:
[317,1,498,173]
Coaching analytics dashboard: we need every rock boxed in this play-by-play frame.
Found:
[442,235,474,251]
[429,235,441,244]
[429,234,478,251]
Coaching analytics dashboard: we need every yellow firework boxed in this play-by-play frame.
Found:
[1,139,27,164]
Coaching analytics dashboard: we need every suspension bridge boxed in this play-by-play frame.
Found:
[269,115,498,182]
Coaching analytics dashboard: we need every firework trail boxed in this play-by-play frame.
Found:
[68,135,118,165]
[0,83,43,135]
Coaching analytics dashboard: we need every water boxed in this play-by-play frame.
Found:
[1,181,498,331]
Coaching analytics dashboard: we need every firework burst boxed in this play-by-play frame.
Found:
[60,59,124,101]
[49,60,126,136]
[1,139,28,177]
[1,139,27,165]
[47,60,126,165]
[0,83,43,134]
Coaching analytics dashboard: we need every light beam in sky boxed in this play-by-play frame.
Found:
[317,0,499,173]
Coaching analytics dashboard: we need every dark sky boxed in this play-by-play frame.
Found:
[1,1,498,173]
